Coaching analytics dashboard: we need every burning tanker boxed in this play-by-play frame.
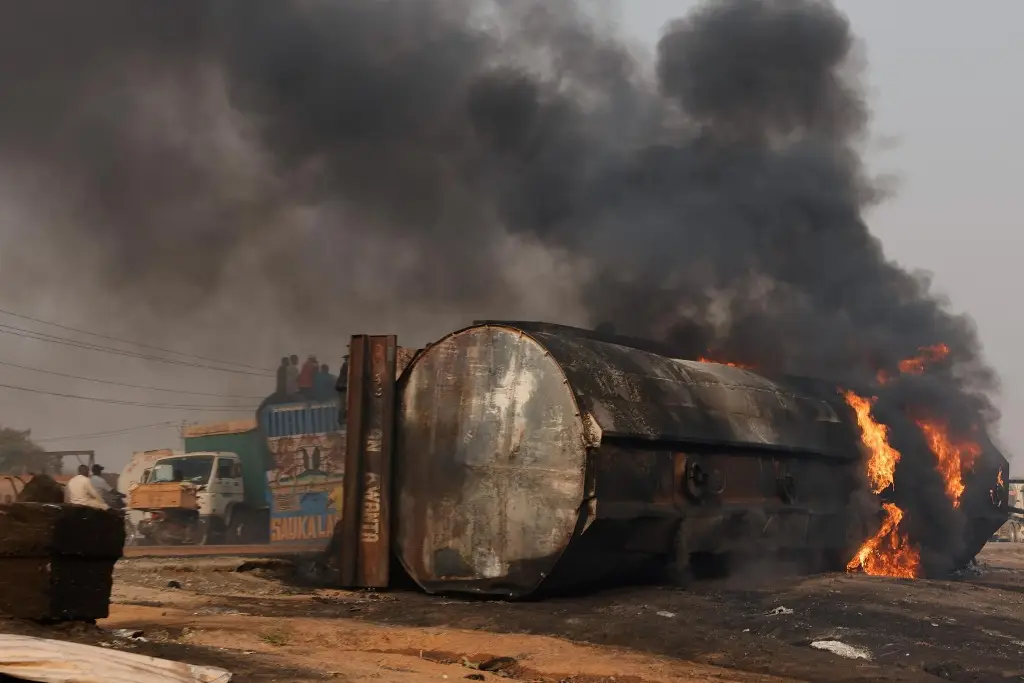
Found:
[0,0,1002,590]
[391,321,1008,598]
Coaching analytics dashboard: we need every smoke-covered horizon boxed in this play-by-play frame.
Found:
[0,0,1003,573]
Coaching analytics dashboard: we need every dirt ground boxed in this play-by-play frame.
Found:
[5,545,1024,683]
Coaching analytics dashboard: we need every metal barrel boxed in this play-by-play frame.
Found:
[392,322,880,598]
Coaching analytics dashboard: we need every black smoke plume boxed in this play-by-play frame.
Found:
[0,0,1002,573]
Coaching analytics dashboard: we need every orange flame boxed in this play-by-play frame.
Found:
[899,343,949,374]
[843,391,900,494]
[877,343,950,384]
[916,419,982,508]
[993,469,1005,506]
[696,356,752,369]
[846,502,920,578]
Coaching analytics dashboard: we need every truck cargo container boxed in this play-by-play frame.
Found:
[260,400,346,551]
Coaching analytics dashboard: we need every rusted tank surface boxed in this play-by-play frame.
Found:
[393,322,867,598]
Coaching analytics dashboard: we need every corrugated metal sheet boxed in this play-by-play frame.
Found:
[260,401,340,438]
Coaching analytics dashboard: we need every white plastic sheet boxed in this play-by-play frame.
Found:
[0,634,231,683]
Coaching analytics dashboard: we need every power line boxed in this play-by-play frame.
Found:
[0,380,259,412]
[0,358,266,399]
[35,421,180,443]
[0,323,272,377]
[0,306,274,373]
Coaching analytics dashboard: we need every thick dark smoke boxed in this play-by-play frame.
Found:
[0,0,1001,573]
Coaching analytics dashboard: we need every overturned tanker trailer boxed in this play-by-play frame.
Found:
[392,322,871,598]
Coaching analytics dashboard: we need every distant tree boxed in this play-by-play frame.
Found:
[0,427,54,475]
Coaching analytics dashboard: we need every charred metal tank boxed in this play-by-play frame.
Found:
[393,321,874,598]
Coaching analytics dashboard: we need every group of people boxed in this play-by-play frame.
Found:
[64,463,120,510]
[274,354,340,402]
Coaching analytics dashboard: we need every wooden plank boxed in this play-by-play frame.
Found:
[0,558,117,620]
[0,504,124,558]
[0,504,123,621]
[123,544,323,559]
[128,483,198,510]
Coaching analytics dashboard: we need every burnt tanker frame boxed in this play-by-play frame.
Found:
[393,322,1008,598]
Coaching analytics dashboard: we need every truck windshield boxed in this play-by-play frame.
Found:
[150,456,215,485]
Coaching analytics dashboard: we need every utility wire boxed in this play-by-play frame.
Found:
[0,323,272,377]
[0,380,259,412]
[35,421,180,443]
[0,358,266,399]
[0,306,274,373]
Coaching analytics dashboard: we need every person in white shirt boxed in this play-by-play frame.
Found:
[65,464,109,509]
[90,464,112,495]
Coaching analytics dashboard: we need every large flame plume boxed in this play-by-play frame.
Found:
[879,343,982,508]
[843,390,920,578]
[917,420,982,508]
[846,503,920,578]
[843,391,899,494]
[847,342,984,579]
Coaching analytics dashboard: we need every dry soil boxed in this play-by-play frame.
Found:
[5,544,1024,683]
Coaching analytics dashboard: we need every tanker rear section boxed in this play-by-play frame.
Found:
[393,322,864,598]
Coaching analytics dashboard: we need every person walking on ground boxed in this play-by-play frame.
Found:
[286,354,300,397]
[298,354,318,398]
[65,464,109,510]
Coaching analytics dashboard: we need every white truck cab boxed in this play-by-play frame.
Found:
[135,451,247,544]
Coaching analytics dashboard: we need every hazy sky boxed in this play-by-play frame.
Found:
[2,0,1020,470]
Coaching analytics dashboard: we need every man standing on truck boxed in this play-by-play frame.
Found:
[64,464,108,510]
[298,354,318,398]
[313,363,337,401]
[336,353,349,419]
[286,354,300,398]
[275,356,290,397]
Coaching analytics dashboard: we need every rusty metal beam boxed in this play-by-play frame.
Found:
[337,335,397,588]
